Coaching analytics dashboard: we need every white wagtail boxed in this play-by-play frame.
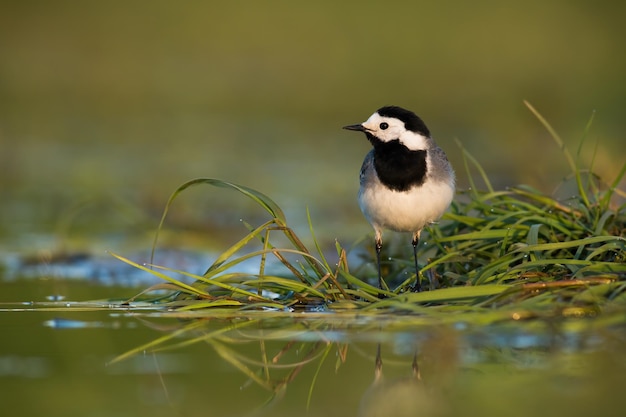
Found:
[343,106,455,292]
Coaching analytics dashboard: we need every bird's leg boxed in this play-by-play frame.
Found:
[412,231,422,292]
[375,232,384,292]
[374,343,383,383]
[411,351,421,381]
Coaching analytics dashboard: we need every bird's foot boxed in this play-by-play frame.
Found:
[410,278,423,292]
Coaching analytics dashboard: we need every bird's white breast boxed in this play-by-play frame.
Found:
[358,177,454,234]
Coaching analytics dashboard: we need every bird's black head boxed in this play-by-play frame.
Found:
[376,106,430,137]
[343,105,432,152]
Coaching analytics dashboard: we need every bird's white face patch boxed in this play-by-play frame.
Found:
[361,112,429,151]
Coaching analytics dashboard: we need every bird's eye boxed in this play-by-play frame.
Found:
[379,122,389,130]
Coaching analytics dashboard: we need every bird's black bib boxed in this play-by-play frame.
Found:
[371,138,427,192]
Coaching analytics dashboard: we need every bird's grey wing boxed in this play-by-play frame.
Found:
[429,146,455,185]
[359,150,376,187]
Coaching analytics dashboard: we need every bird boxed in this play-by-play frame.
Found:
[343,106,455,293]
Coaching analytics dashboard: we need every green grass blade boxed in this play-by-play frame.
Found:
[307,207,332,273]
[148,265,269,300]
[363,285,510,309]
[150,178,287,266]
[438,229,513,241]
[209,339,274,390]
[242,276,327,298]
[306,343,332,410]
[524,101,575,172]
[205,219,277,274]
[108,319,208,365]
[204,248,329,280]
[600,161,626,209]
[108,252,211,298]
[585,241,626,261]
[176,299,245,310]
[456,139,494,194]
[515,235,625,253]
[524,101,591,207]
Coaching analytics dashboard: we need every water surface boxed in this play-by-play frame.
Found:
[1,276,625,417]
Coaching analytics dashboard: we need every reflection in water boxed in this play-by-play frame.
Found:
[358,345,430,417]
[11,306,622,417]
[173,316,625,415]
[108,314,467,415]
[359,328,460,417]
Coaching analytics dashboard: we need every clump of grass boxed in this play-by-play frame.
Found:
[113,102,625,314]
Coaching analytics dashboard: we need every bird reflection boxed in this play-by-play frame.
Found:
[359,344,442,417]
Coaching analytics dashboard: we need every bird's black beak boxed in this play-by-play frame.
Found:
[343,124,366,132]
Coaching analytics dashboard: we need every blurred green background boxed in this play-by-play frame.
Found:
[1,1,624,249]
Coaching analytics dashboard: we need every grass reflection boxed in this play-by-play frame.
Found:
[105,311,626,416]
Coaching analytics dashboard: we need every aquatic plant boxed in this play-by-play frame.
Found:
[113,102,626,314]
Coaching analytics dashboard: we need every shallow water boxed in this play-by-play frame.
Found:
[2,205,625,417]
[1,275,626,417]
